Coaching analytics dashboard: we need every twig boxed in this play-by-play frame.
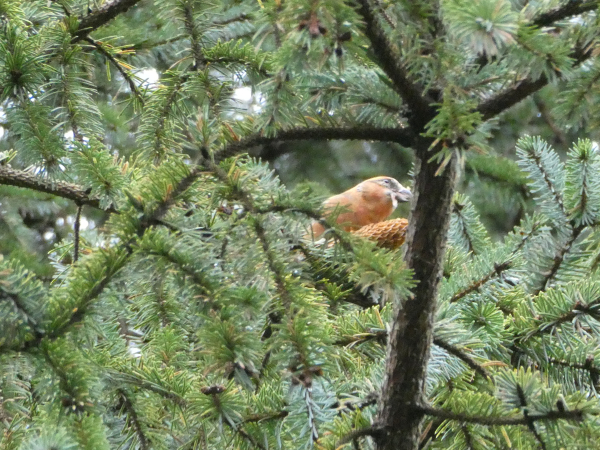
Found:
[73,204,82,263]
[449,261,512,303]
[84,37,145,106]
[242,410,288,423]
[516,384,547,450]
[517,295,600,342]
[415,403,584,426]
[536,225,584,294]
[18,168,201,351]
[117,389,150,450]
[182,4,205,70]
[432,338,491,379]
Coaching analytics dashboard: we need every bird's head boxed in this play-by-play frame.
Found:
[365,176,412,208]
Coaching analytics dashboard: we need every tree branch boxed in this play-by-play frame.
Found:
[84,37,145,106]
[517,296,600,343]
[214,126,415,163]
[432,338,491,379]
[415,404,585,426]
[546,356,600,386]
[536,225,584,294]
[73,0,145,42]
[477,45,594,120]
[532,0,600,28]
[0,165,113,212]
[73,205,82,263]
[354,0,436,129]
[449,261,512,303]
[117,389,150,450]
[477,77,549,121]
[337,426,384,447]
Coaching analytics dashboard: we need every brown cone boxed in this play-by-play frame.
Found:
[353,218,408,250]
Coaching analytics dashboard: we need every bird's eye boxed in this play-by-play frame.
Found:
[382,179,390,185]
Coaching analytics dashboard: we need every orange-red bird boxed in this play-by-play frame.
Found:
[311,176,412,238]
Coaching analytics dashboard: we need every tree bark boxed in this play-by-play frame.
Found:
[375,143,458,450]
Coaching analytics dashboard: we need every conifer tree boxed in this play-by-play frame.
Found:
[2,1,600,450]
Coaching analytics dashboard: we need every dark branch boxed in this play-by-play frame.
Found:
[416,404,584,426]
[477,77,549,121]
[546,356,600,386]
[449,261,512,303]
[532,0,600,28]
[214,126,416,163]
[537,225,584,294]
[337,426,384,447]
[333,392,379,414]
[0,165,114,212]
[354,0,435,129]
[73,0,145,42]
[477,45,594,120]
[242,410,289,423]
[115,372,187,406]
[84,37,145,106]
[73,205,82,263]
[118,389,150,450]
[127,34,187,51]
[433,338,491,379]
[334,329,387,346]
[516,384,547,450]
[182,3,205,70]
[518,296,600,342]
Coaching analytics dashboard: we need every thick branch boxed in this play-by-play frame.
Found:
[477,77,549,121]
[533,0,600,28]
[73,0,145,42]
[376,145,458,450]
[215,126,415,163]
[354,0,435,129]
[0,165,111,211]
[477,45,593,120]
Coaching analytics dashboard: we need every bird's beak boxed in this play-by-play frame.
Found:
[394,187,412,203]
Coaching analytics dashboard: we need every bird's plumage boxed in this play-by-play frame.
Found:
[311,176,412,238]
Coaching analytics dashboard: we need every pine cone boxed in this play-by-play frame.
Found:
[353,218,408,249]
